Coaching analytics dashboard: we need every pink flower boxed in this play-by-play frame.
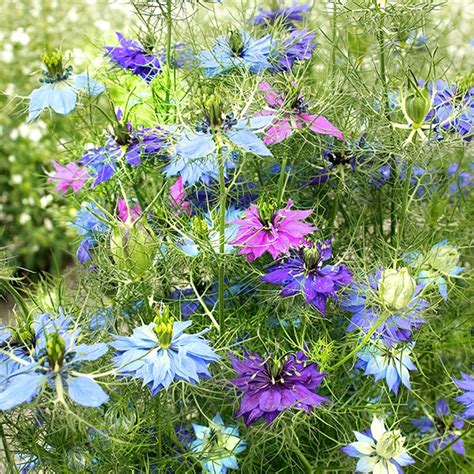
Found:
[117,198,142,223]
[231,199,316,261]
[169,176,191,215]
[48,161,89,193]
[258,82,344,145]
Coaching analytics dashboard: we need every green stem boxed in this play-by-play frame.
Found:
[217,145,226,333]
[164,0,173,120]
[290,439,314,474]
[0,421,16,473]
[330,189,339,230]
[331,0,337,80]
[277,155,288,204]
[395,160,414,263]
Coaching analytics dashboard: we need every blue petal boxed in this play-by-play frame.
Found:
[226,129,272,156]
[175,132,216,160]
[72,343,108,362]
[29,85,53,121]
[67,376,109,407]
[72,74,105,95]
[48,84,78,115]
[0,372,45,410]
[437,277,448,299]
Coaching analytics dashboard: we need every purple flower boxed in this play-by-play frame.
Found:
[230,350,327,425]
[253,2,310,28]
[104,32,163,82]
[48,161,89,193]
[231,199,316,261]
[342,270,428,346]
[261,239,352,315]
[273,29,316,72]
[412,399,465,456]
[453,372,474,419]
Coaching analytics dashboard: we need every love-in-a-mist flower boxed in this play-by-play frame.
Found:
[453,372,474,419]
[253,2,310,28]
[343,268,428,346]
[199,30,274,77]
[29,49,104,121]
[355,342,417,395]
[404,241,464,300]
[80,109,167,187]
[273,29,316,71]
[411,399,466,456]
[117,198,142,223]
[170,176,191,215]
[0,311,109,410]
[342,416,415,473]
[258,82,343,144]
[230,350,327,425]
[189,413,247,474]
[70,202,110,264]
[179,208,242,256]
[261,239,352,315]
[110,307,219,396]
[231,199,315,261]
[48,161,90,194]
[104,32,163,82]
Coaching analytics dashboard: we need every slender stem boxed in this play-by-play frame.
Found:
[164,0,173,120]
[290,438,314,474]
[217,144,226,333]
[331,0,338,80]
[0,421,16,473]
[277,155,288,204]
[330,189,339,230]
[395,160,414,264]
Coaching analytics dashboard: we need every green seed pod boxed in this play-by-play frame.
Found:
[110,220,156,278]
[379,268,416,310]
[404,86,431,125]
[229,30,244,56]
[153,305,174,349]
[46,332,66,372]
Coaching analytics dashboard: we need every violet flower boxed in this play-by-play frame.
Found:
[48,161,89,193]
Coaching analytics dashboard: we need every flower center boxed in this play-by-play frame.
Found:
[375,431,405,459]
[153,306,174,349]
[229,30,245,57]
[40,49,73,84]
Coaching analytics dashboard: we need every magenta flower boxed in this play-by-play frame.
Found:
[230,350,328,425]
[231,199,315,261]
[169,176,191,215]
[117,198,142,223]
[48,161,89,193]
[258,82,344,145]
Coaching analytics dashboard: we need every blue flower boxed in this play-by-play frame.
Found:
[29,50,104,121]
[261,239,352,315]
[110,314,220,395]
[272,29,316,72]
[411,399,466,456]
[189,413,247,474]
[355,342,417,395]
[453,372,474,419]
[0,312,109,410]
[178,207,242,256]
[166,114,272,184]
[404,241,464,299]
[342,270,428,346]
[70,203,110,264]
[199,30,274,77]
[253,2,310,28]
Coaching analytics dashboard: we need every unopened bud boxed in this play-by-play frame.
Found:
[379,268,416,310]
[404,86,431,125]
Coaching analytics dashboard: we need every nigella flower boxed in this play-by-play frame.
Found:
[342,269,428,346]
[29,49,104,121]
[453,372,474,419]
[80,111,167,187]
[253,2,310,28]
[272,29,316,72]
[117,198,142,223]
[404,241,464,300]
[110,308,219,395]
[48,161,90,194]
[342,416,415,473]
[70,202,109,263]
[199,30,273,77]
[411,399,465,456]
[178,207,242,256]
[170,176,191,215]
[189,413,247,474]
[447,162,473,196]
[230,350,327,425]
[104,32,163,82]
[261,239,352,315]
[258,82,343,145]
[0,312,109,410]
[355,342,417,395]
[231,199,315,261]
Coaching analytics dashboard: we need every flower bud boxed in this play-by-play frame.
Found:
[192,216,209,238]
[258,199,276,226]
[153,305,174,349]
[427,244,459,272]
[303,246,321,270]
[229,30,244,56]
[46,332,66,372]
[376,430,405,459]
[40,49,72,82]
[404,86,431,125]
[110,220,156,278]
[379,268,416,310]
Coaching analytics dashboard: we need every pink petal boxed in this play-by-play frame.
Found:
[299,113,344,141]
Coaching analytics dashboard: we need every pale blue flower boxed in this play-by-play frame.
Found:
[189,413,247,474]
[355,342,416,395]
[110,319,220,396]
[199,30,274,77]
[179,207,242,256]
[29,73,104,122]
